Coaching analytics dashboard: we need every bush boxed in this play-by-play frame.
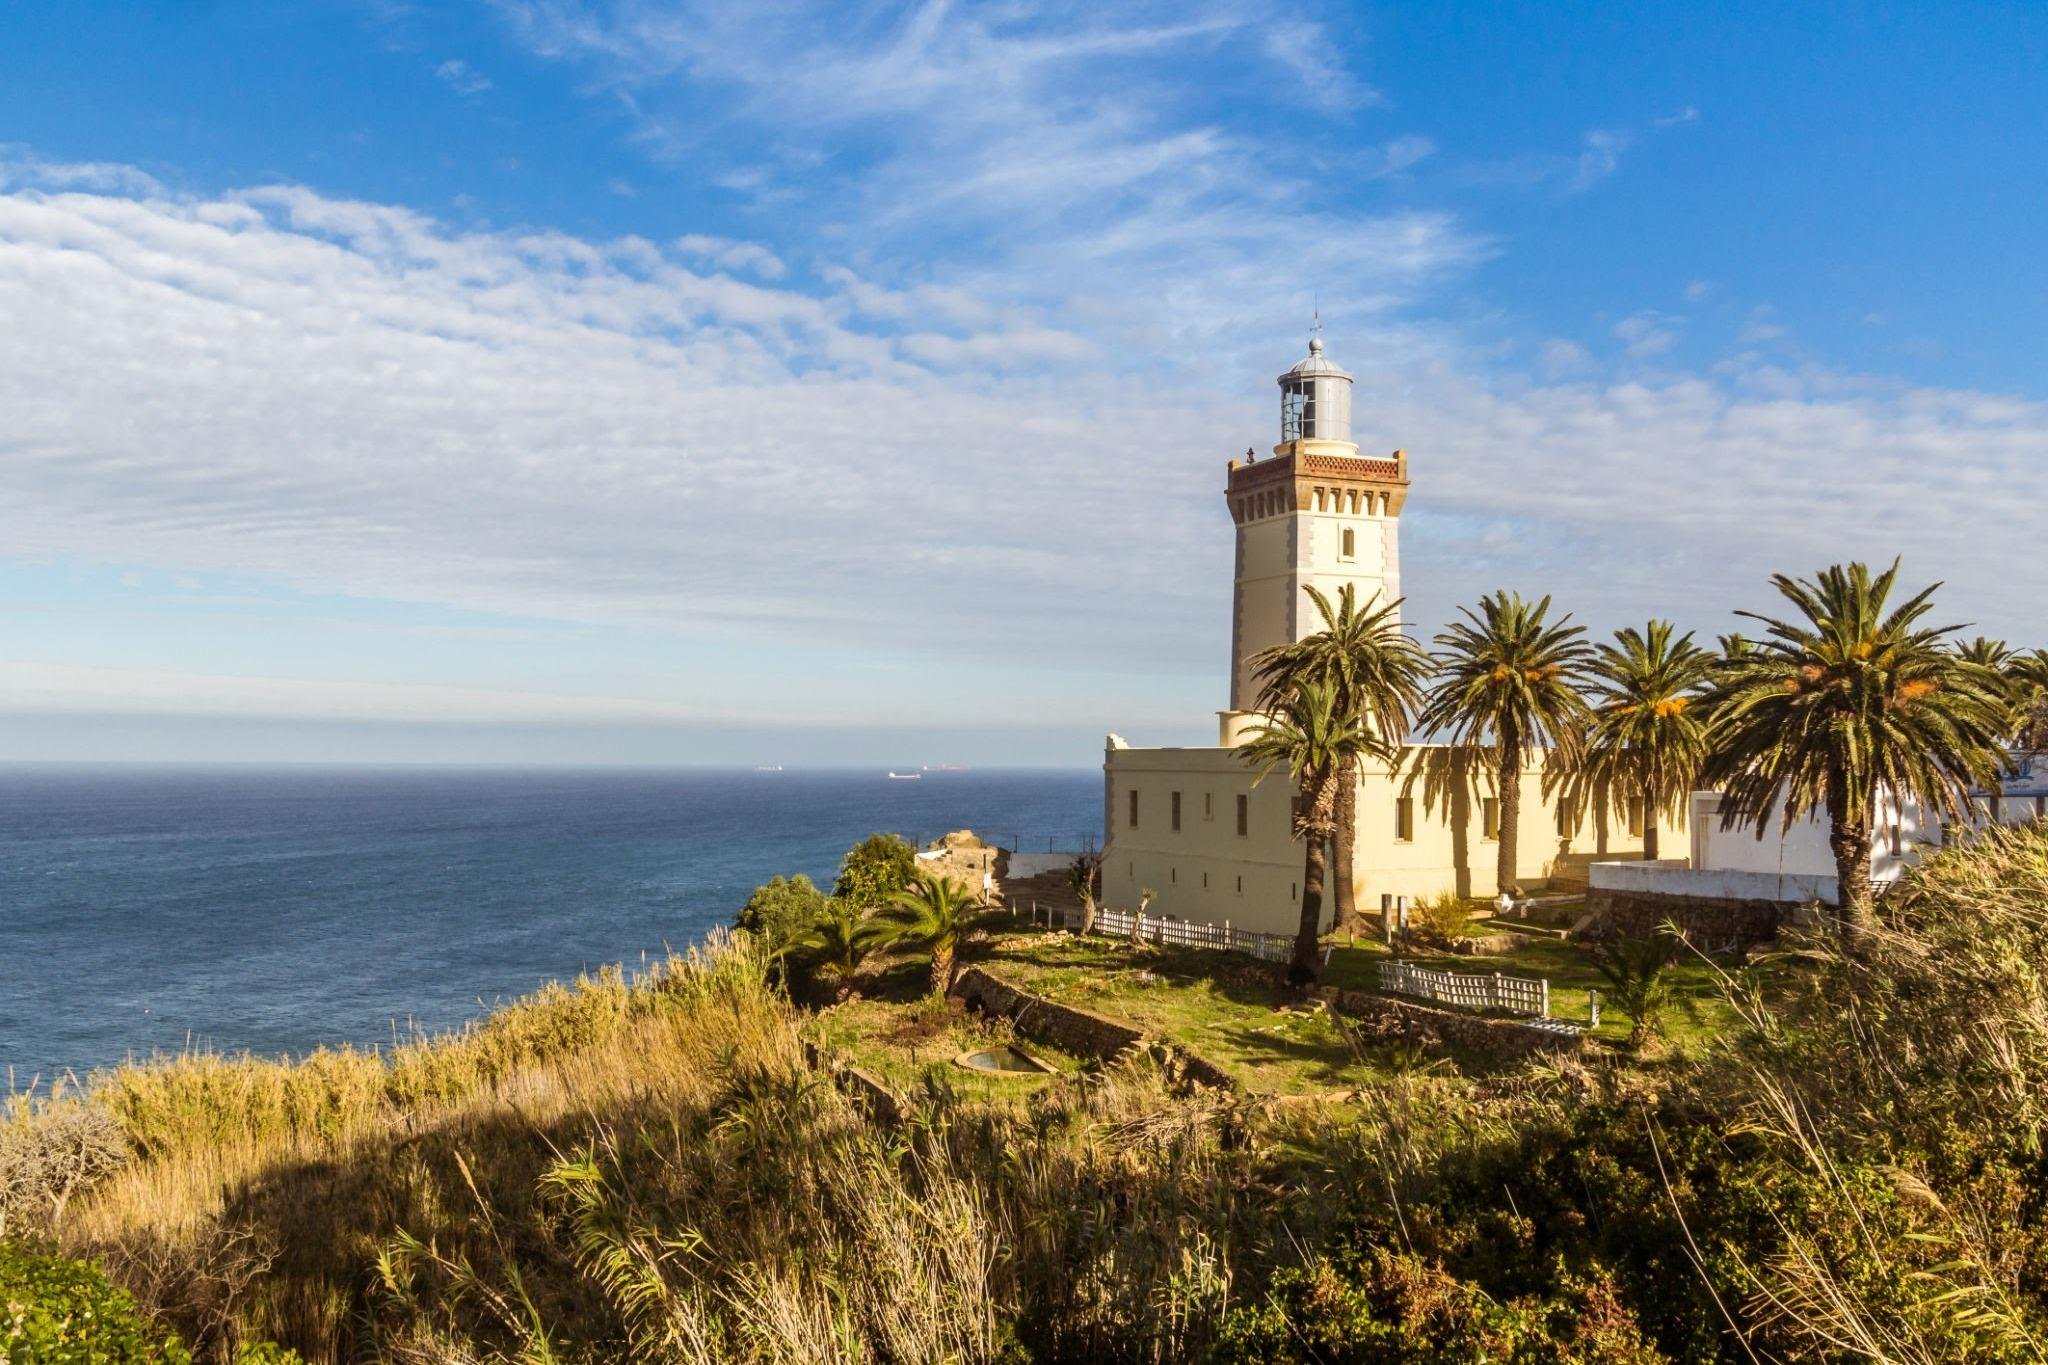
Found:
[0,1101,126,1235]
[1213,1249,1662,1364]
[1407,890,1471,944]
[734,873,832,955]
[833,833,917,910]
[0,1240,192,1363]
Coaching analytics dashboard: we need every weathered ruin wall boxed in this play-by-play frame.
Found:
[949,966,1148,1059]
[1312,986,1584,1059]
[949,966,1238,1092]
[1585,887,1786,945]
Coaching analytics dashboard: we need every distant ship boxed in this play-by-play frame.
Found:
[753,765,784,772]
[921,764,969,772]
[886,771,922,780]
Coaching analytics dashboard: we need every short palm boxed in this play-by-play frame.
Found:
[1702,560,2009,938]
[1572,621,1715,861]
[1416,592,1594,896]
[1238,679,1378,983]
[2012,650,2048,753]
[792,899,887,987]
[885,872,984,996]
[1251,584,1427,939]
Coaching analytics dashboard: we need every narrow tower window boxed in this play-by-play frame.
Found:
[1395,797,1414,842]
[1170,791,1182,831]
[1128,789,1139,828]
[1236,794,1249,836]
[1482,797,1501,840]
[1340,528,1355,560]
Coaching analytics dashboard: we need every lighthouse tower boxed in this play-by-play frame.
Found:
[1220,335,1408,737]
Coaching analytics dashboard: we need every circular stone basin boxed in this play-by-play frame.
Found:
[954,1045,1055,1075]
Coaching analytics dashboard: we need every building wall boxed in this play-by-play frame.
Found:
[1100,741,1655,936]
[1228,492,1399,710]
[1690,763,2048,886]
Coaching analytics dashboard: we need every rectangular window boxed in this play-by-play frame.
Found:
[1235,875,1243,894]
[1128,789,1139,829]
[1202,871,1209,889]
[1170,866,1177,884]
[1236,794,1249,836]
[1170,791,1182,831]
[1394,796,1414,842]
[1203,791,1214,820]
[1482,796,1501,840]
[1888,807,1903,858]
[1556,801,1572,837]
[1627,800,1644,838]
[1340,527,1355,559]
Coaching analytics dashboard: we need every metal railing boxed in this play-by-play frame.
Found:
[1379,959,1550,1018]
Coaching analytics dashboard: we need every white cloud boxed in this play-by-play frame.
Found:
[1538,338,1592,377]
[1612,311,1678,357]
[1570,129,1631,191]
[673,232,785,278]
[1684,279,1714,302]
[434,58,494,96]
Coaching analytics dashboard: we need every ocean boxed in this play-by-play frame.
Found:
[0,765,1100,1083]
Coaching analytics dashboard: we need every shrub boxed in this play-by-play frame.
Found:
[833,833,917,910]
[0,1240,192,1363]
[1407,890,1471,944]
[734,873,832,956]
[0,1100,126,1235]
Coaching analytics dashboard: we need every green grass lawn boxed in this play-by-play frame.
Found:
[1323,924,1742,1049]
[965,925,1393,1095]
[818,903,1759,1100]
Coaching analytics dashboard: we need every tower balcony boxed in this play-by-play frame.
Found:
[1224,448,1408,523]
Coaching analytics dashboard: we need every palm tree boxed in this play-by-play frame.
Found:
[1572,621,1716,861]
[1956,636,2014,670]
[1237,679,1382,984]
[2012,649,2048,755]
[791,898,888,997]
[884,872,986,996]
[1701,561,2009,940]
[1250,584,1428,939]
[1416,592,1595,898]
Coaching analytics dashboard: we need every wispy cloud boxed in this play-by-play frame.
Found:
[433,58,494,96]
[1613,311,1678,357]
[3,155,2044,717]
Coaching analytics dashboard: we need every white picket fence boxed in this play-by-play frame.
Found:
[1379,959,1550,1018]
[1088,906,1295,965]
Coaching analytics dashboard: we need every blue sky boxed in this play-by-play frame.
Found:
[2,1,2044,765]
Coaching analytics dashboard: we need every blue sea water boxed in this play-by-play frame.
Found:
[0,765,1099,1082]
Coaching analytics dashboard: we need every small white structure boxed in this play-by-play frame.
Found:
[1589,754,2048,906]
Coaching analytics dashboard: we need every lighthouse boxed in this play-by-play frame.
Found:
[1220,335,1409,732]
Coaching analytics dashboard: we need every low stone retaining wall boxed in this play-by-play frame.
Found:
[802,1041,907,1125]
[1313,987,1584,1060]
[949,966,1239,1093]
[1585,887,1787,946]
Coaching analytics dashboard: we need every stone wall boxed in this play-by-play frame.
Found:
[949,966,1148,1059]
[802,1040,908,1125]
[948,966,1238,1093]
[1585,886,1787,946]
[1312,986,1584,1060]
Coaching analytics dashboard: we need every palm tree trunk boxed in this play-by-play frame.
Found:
[1641,780,1660,861]
[1497,733,1522,897]
[1292,833,1328,986]
[1332,754,1360,935]
[1826,786,1874,944]
[930,941,955,997]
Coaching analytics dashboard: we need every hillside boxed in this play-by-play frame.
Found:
[7,823,2048,1361]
